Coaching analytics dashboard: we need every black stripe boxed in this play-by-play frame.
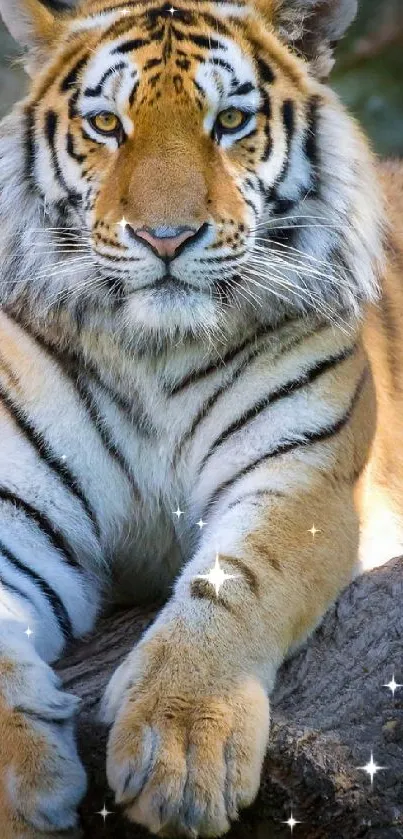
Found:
[44,110,81,206]
[282,99,295,139]
[282,99,295,143]
[112,38,148,54]
[60,55,89,93]
[195,11,232,36]
[95,0,244,9]
[169,316,303,395]
[199,250,247,265]
[172,324,311,467]
[0,383,100,538]
[264,100,296,209]
[88,369,153,434]
[271,197,299,216]
[175,31,224,50]
[129,80,139,106]
[74,377,141,498]
[208,58,237,76]
[203,367,368,518]
[0,489,82,572]
[304,96,321,198]
[243,194,260,216]
[66,132,86,164]
[193,79,206,99]
[144,57,163,70]
[259,88,272,161]
[231,81,254,96]
[168,326,272,396]
[10,322,141,491]
[305,96,320,165]
[0,539,73,640]
[84,62,126,98]
[68,89,80,120]
[0,570,32,607]
[9,313,154,436]
[255,56,275,84]
[176,56,191,71]
[198,345,356,474]
[24,106,37,188]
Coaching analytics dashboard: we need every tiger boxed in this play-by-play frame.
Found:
[0,0,401,835]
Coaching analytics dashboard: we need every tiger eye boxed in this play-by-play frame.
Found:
[216,108,246,131]
[91,112,120,135]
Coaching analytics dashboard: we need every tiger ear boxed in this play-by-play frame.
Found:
[0,0,67,73]
[263,0,358,77]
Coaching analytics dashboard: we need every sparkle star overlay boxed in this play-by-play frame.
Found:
[308,523,321,541]
[283,813,301,833]
[197,518,206,530]
[117,216,128,232]
[173,506,184,520]
[383,675,402,697]
[24,626,33,638]
[194,554,241,597]
[96,803,113,822]
[357,752,386,785]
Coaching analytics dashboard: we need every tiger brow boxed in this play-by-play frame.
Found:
[83,62,127,98]
[228,81,255,97]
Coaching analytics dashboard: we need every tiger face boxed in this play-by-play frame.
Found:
[1,0,380,338]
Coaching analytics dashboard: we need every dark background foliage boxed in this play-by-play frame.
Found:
[0,0,402,156]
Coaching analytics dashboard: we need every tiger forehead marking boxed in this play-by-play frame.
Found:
[50,1,304,235]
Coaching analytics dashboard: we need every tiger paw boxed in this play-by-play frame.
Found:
[102,640,270,837]
[0,646,86,835]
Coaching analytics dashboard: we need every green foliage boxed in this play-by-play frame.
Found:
[332,0,403,157]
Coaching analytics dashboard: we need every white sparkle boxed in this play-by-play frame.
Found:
[194,553,241,597]
[173,506,184,520]
[168,6,176,13]
[357,752,386,785]
[308,523,321,541]
[117,216,128,231]
[24,626,33,638]
[383,674,402,697]
[61,455,67,461]
[282,813,301,833]
[197,518,206,530]
[96,803,113,822]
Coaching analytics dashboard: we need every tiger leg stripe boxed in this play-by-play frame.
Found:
[0,539,74,641]
[0,488,82,572]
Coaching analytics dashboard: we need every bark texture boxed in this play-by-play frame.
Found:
[52,557,403,839]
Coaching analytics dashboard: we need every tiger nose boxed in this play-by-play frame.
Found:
[128,225,202,259]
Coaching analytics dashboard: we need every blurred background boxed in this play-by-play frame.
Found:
[0,0,402,157]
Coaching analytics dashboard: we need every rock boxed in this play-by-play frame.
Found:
[55,557,403,838]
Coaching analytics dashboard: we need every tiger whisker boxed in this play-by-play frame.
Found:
[242,264,348,325]
[249,248,352,288]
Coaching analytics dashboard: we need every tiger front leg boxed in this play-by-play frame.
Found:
[103,475,359,838]
[0,624,87,838]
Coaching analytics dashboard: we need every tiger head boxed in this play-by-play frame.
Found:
[0,0,383,342]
